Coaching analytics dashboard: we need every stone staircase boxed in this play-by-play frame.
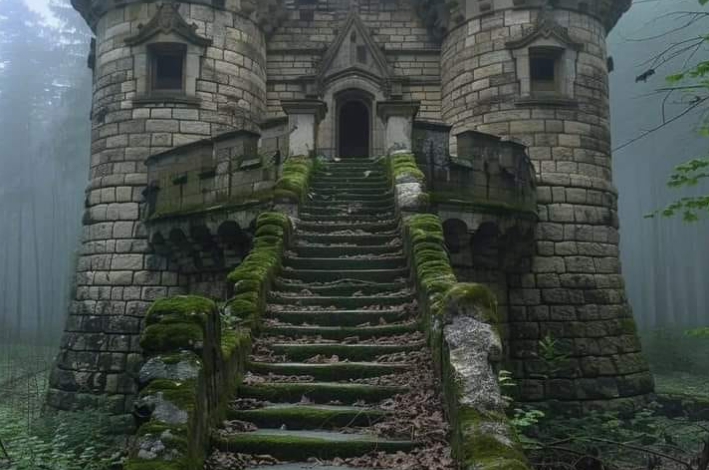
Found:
[208,158,448,469]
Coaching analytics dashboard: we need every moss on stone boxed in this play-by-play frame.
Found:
[444,283,500,325]
[145,296,216,327]
[390,153,425,182]
[275,155,315,202]
[140,378,199,409]
[140,322,204,353]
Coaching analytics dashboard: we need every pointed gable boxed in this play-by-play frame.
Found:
[317,11,393,83]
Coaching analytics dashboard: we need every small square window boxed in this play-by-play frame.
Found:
[529,49,561,94]
[149,43,186,92]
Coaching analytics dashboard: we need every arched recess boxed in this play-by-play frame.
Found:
[442,218,469,254]
[319,78,387,157]
[336,89,373,158]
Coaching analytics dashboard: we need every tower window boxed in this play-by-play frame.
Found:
[149,43,186,92]
[529,48,561,94]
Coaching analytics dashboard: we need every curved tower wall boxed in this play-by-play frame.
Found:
[48,2,266,416]
[441,3,654,409]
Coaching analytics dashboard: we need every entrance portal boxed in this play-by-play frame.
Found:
[338,100,370,158]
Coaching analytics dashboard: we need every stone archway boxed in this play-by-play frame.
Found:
[336,94,372,158]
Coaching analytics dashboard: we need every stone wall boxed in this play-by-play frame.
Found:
[440,6,653,409]
[48,2,268,415]
[265,0,443,122]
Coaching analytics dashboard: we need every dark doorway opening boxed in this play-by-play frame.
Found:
[339,100,370,158]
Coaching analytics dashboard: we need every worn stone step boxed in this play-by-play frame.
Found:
[311,186,392,195]
[238,381,406,404]
[267,342,424,361]
[309,193,394,203]
[262,322,420,340]
[310,181,390,190]
[300,205,396,216]
[213,429,416,460]
[296,220,399,233]
[298,212,396,223]
[292,243,402,258]
[272,278,408,296]
[296,233,400,246]
[280,267,409,283]
[304,199,396,209]
[228,403,385,430]
[282,256,407,271]
[245,465,375,470]
[268,293,413,309]
[248,361,410,381]
[267,308,411,327]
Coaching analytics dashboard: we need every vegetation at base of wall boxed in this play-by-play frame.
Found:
[225,212,291,328]
[517,403,709,470]
[274,155,316,202]
[389,153,425,182]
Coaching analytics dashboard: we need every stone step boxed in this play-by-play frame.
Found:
[299,205,396,217]
[296,233,400,246]
[310,180,390,190]
[311,186,392,195]
[268,293,413,309]
[246,465,375,470]
[247,361,410,381]
[309,193,394,203]
[272,278,408,296]
[282,256,407,271]
[267,308,412,327]
[280,267,409,283]
[212,429,416,460]
[228,403,385,430]
[267,342,424,362]
[262,322,420,340]
[296,220,399,233]
[304,199,396,209]
[298,213,396,223]
[292,243,403,258]
[238,381,406,404]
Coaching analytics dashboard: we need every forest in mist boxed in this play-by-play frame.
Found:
[0,0,707,350]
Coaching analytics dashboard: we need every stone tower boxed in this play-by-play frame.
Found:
[50,0,652,416]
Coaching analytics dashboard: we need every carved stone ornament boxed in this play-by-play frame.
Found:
[125,3,212,47]
[505,1,582,51]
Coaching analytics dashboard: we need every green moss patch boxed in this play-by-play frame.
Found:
[275,155,316,202]
[389,153,425,182]
[145,296,216,327]
[140,322,204,353]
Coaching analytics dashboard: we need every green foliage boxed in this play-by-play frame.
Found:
[521,405,709,468]
[647,0,709,222]
[685,326,709,338]
[537,333,569,377]
[389,153,425,182]
[0,398,123,470]
[641,328,709,375]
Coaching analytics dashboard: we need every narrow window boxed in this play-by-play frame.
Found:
[357,45,367,64]
[149,43,186,92]
[529,48,561,94]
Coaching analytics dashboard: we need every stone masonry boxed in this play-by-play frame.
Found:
[50,0,652,416]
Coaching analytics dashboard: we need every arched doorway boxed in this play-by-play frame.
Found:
[338,100,370,158]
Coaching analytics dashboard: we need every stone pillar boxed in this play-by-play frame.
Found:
[281,99,327,157]
[377,101,420,154]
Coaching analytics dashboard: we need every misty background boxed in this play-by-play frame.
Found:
[0,0,706,350]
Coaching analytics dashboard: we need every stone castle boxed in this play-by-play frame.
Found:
[49,0,654,427]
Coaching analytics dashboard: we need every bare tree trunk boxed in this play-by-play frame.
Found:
[30,194,43,344]
[15,205,24,343]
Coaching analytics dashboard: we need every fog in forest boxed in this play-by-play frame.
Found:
[0,0,706,346]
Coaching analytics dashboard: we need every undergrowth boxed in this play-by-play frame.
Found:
[0,347,124,470]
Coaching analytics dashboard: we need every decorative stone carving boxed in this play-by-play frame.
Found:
[125,3,212,47]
